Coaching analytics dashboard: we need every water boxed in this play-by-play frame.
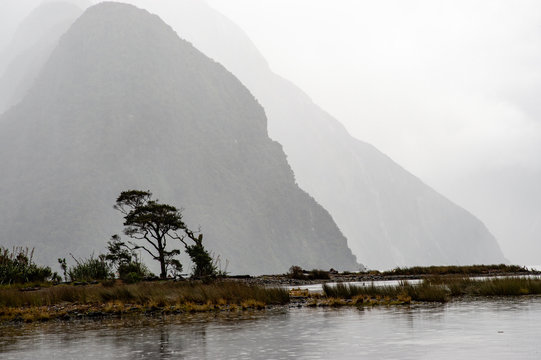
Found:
[1,297,541,359]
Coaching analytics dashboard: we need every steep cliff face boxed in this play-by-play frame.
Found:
[0,2,358,274]
[148,0,507,268]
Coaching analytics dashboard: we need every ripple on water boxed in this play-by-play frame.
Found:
[1,298,541,359]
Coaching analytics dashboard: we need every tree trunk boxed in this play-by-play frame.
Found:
[158,241,166,279]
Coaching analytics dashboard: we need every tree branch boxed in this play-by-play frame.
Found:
[129,242,158,260]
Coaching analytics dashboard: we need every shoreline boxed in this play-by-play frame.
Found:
[235,271,541,287]
[3,271,541,324]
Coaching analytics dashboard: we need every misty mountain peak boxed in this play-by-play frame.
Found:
[0,1,358,274]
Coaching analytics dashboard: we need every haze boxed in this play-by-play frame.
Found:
[1,0,539,265]
[204,0,541,264]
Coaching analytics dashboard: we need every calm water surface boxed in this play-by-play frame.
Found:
[1,297,540,359]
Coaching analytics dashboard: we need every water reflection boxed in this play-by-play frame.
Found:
[1,298,541,359]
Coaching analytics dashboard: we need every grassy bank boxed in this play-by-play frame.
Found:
[318,276,541,305]
[381,264,530,276]
[0,281,289,323]
[3,275,541,323]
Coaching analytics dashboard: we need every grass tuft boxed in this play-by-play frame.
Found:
[323,277,541,303]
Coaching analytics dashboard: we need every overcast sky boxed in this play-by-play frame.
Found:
[206,0,541,262]
[2,0,540,263]
[207,0,541,180]
[3,1,540,181]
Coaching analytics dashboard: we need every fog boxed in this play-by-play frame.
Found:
[1,0,539,265]
[203,0,541,263]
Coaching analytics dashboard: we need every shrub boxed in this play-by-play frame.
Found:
[288,265,306,279]
[0,247,53,284]
[67,254,111,282]
[307,269,330,280]
[287,267,330,280]
[185,240,216,279]
[105,235,153,283]
[117,262,152,283]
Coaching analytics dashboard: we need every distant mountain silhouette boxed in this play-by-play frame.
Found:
[0,2,358,274]
[0,1,85,114]
[148,0,507,268]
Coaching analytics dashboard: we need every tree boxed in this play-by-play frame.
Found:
[114,190,183,279]
[180,229,217,279]
[114,189,216,279]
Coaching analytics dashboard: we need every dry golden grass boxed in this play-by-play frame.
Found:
[322,277,541,303]
[0,280,289,322]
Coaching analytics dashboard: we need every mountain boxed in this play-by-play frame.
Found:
[0,2,358,275]
[133,0,507,269]
[0,1,86,114]
[1,0,508,269]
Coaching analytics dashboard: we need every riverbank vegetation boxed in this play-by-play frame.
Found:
[2,273,541,323]
[381,264,530,276]
[0,281,289,322]
[0,247,55,285]
[316,276,541,305]
[287,266,330,280]
[3,190,540,323]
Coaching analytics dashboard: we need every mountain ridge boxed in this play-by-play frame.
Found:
[0,0,508,269]
[0,2,358,274]
[153,0,507,268]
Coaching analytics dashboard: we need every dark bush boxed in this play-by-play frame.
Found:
[118,262,152,283]
[288,266,330,280]
[288,265,306,279]
[186,241,216,279]
[68,254,111,282]
[105,235,153,283]
[307,269,330,280]
[0,247,53,284]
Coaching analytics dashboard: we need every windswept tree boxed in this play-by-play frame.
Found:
[114,190,183,279]
[114,189,216,279]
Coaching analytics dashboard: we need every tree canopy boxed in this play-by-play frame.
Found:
[114,190,183,279]
[114,190,216,279]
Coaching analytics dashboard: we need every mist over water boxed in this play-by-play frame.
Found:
[205,0,541,265]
